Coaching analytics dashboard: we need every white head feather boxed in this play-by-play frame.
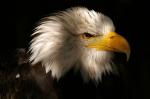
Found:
[29,7,115,82]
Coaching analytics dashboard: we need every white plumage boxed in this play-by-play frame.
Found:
[29,7,128,82]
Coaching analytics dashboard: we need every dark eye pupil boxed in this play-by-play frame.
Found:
[84,33,93,37]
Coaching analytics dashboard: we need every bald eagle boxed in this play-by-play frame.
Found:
[0,7,131,99]
[29,7,130,83]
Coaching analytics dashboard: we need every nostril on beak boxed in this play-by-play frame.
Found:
[110,36,115,39]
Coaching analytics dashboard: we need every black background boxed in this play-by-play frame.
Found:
[1,0,150,99]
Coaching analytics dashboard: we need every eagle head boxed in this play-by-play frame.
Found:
[29,7,130,82]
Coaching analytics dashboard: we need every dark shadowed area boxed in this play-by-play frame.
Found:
[0,0,150,99]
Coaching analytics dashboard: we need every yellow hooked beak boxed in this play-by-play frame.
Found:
[86,32,131,61]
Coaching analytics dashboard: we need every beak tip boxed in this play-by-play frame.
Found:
[126,51,131,62]
[127,55,129,61]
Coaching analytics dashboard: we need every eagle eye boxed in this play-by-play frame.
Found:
[80,32,94,39]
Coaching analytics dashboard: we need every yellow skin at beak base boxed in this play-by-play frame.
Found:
[86,32,130,61]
